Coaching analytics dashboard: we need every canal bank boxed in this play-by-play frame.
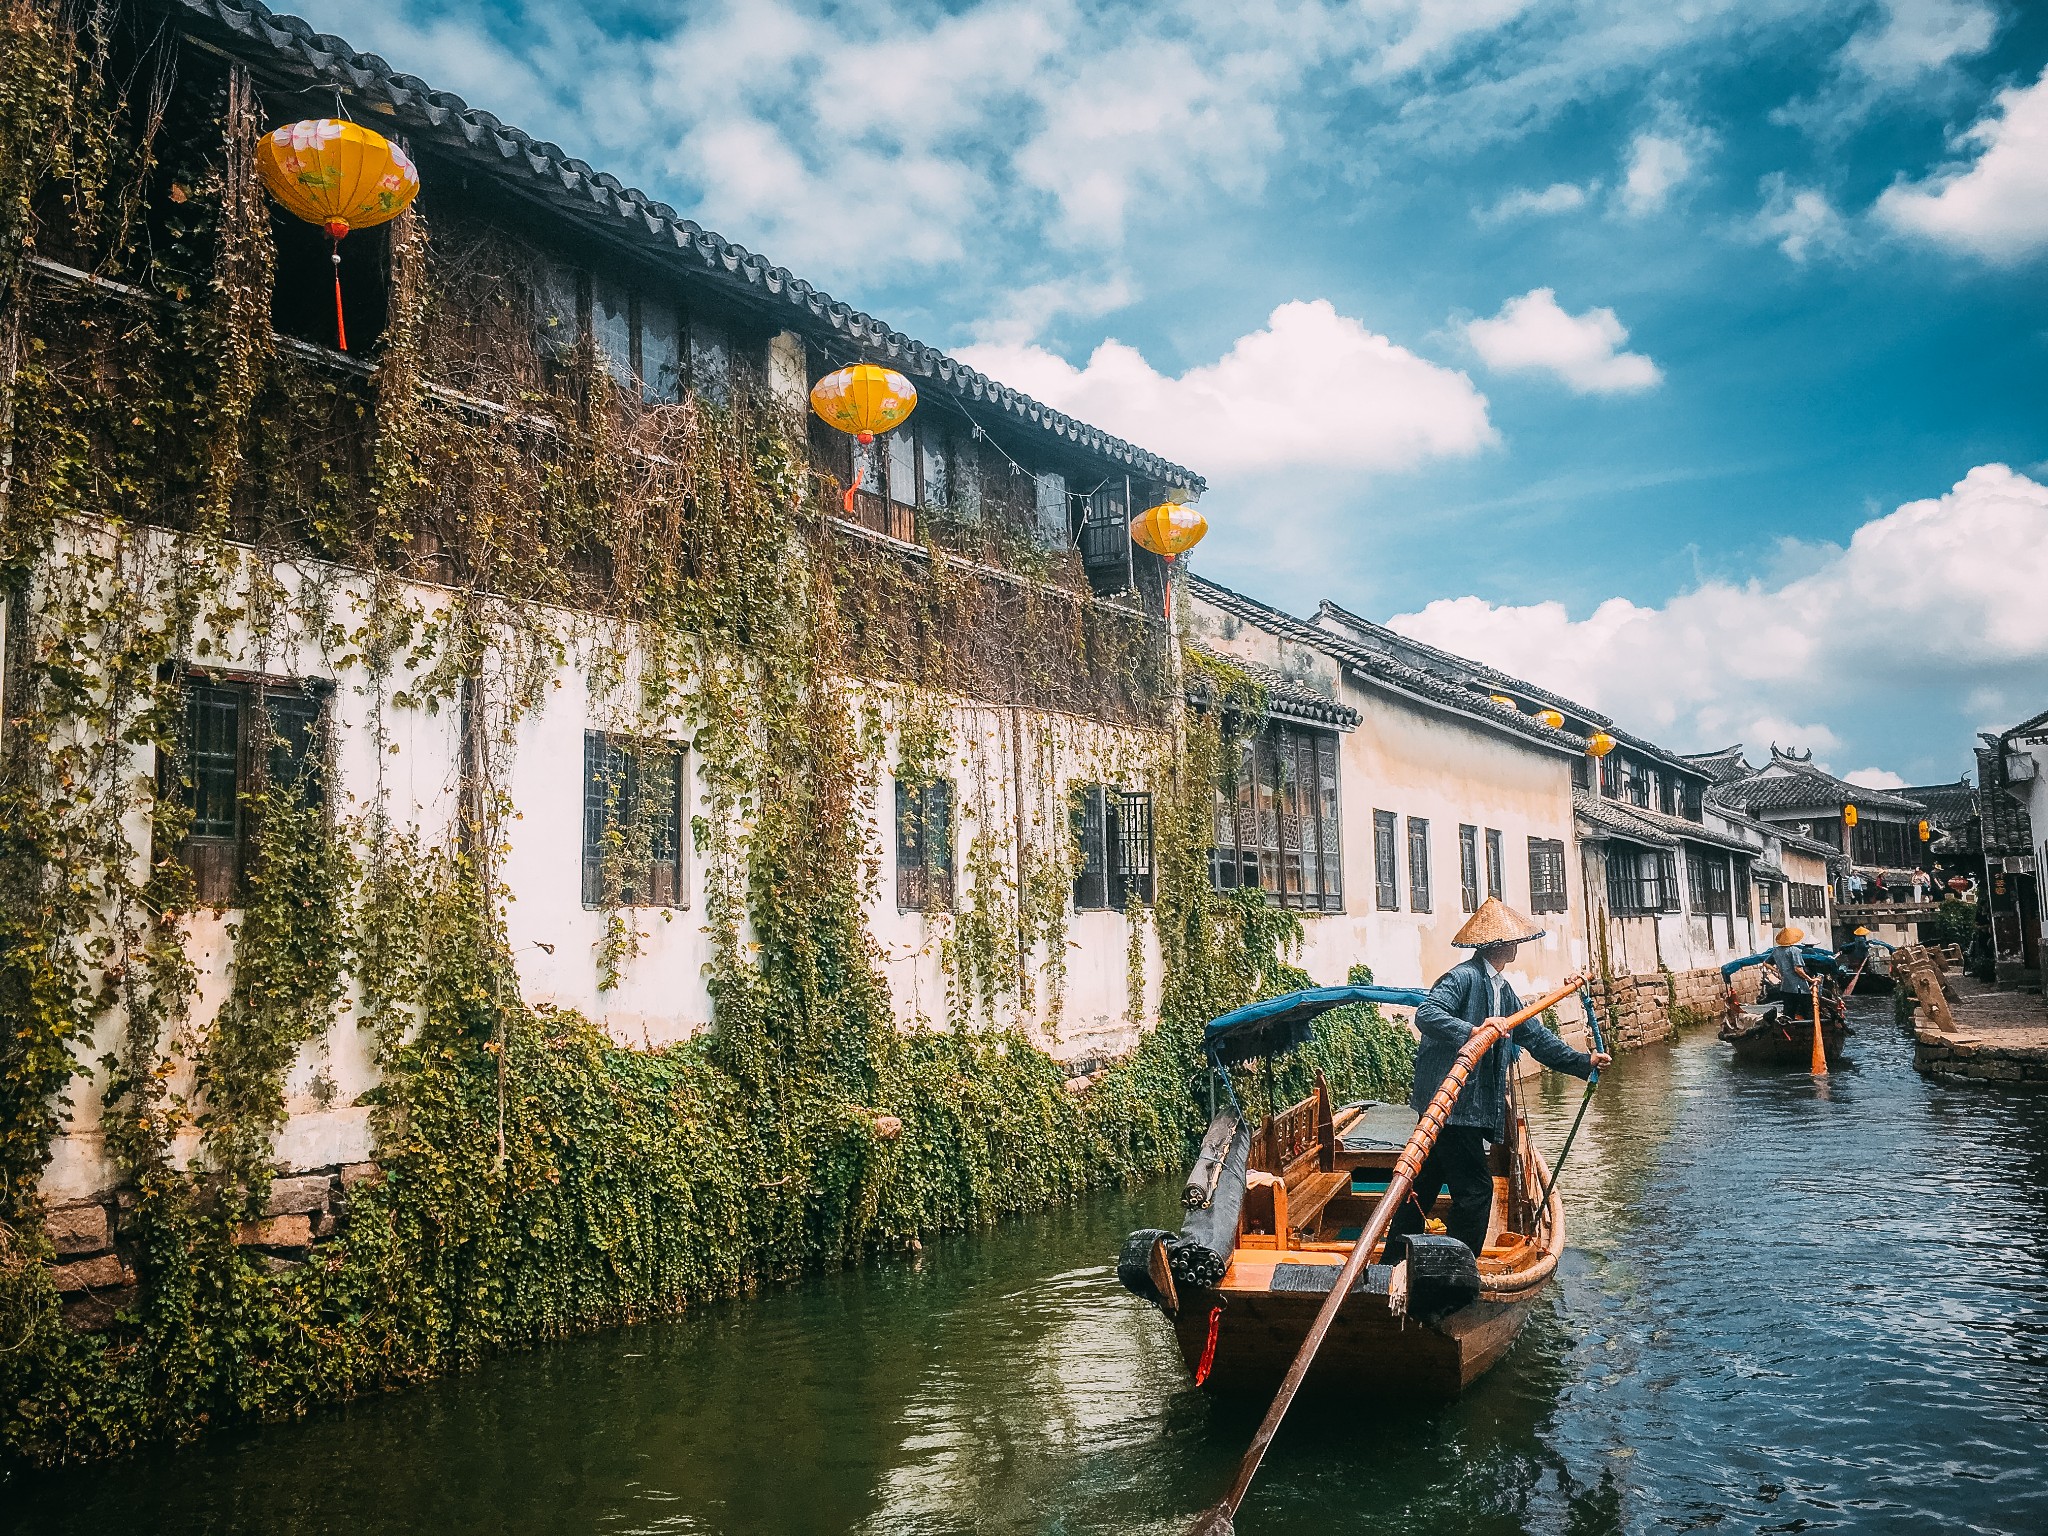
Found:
[11,995,2048,1535]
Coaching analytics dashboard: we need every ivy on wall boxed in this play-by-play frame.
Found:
[0,7,1415,1466]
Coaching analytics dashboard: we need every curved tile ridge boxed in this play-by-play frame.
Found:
[174,0,1206,493]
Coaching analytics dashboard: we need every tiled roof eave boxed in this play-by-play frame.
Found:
[169,0,1205,493]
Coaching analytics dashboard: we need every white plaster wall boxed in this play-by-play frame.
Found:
[37,532,1171,1197]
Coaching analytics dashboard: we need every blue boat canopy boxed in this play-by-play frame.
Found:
[1202,985,1428,1067]
[1721,944,1839,979]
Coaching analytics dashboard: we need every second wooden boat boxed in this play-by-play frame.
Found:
[1719,987,1850,1067]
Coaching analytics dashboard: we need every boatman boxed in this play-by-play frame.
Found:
[1381,898,1608,1269]
[1766,925,1817,1002]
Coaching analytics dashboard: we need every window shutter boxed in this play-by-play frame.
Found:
[1316,734,1342,910]
[1407,817,1431,913]
[1072,786,1108,911]
[1485,828,1504,901]
[1374,811,1399,910]
[1115,789,1155,906]
[1459,825,1480,913]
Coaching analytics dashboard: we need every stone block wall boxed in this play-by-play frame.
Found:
[39,1161,381,1331]
[1588,965,1744,1050]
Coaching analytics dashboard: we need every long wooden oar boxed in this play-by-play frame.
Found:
[1809,987,1828,1077]
[1183,973,1587,1536]
[1843,954,1869,998]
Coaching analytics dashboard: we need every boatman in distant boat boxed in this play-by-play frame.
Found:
[1381,898,1609,1270]
[1765,925,1818,1002]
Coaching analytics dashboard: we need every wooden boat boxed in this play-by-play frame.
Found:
[1118,985,1566,1400]
[1719,986,1849,1067]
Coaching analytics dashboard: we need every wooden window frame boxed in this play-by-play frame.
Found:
[895,775,956,913]
[581,731,689,910]
[1373,810,1399,911]
[1686,848,1732,915]
[1527,837,1569,914]
[161,671,330,908]
[1458,825,1479,913]
[1074,784,1155,910]
[1208,724,1343,912]
[1485,827,1505,902]
[1407,816,1432,914]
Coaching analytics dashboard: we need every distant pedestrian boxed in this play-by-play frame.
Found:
[1849,872,1867,903]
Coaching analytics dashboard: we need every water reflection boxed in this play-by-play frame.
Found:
[10,999,2048,1535]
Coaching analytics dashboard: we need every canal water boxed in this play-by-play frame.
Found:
[12,998,2048,1535]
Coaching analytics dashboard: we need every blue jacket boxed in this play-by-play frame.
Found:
[1411,956,1594,1139]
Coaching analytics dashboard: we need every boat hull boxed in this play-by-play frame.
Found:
[1170,1276,1539,1399]
[1721,1014,1848,1067]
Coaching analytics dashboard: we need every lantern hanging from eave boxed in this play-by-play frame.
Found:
[810,363,918,511]
[1586,731,1617,758]
[1130,499,1208,559]
[256,119,419,352]
[1919,819,1931,842]
[1843,803,1859,828]
[1536,708,1566,730]
[1487,693,1516,709]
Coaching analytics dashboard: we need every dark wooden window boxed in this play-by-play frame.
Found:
[1528,838,1569,913]
[1606,846,1679,915]
[1077,480,1132,596]
[1850,818,1913,868]
[1074,785,1154,909]
[581,732,687,908]
[1686,849,1732,915]
[1459,824,1480,913]
[1789,882,1828,916]
[1208,725,1342,911]
[1374,810,1399,910]
[1678,779,1703,821]
[167,678,327,906]
[1601,752,1650,807]
[1485,828,1505,901]
[1407,817,1432,913]
[1756,880,1780,925]
[895,775,955,913]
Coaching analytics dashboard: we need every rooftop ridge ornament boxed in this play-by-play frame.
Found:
[810,363,918,512]
[256,119,419,352]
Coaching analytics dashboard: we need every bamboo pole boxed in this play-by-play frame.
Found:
[1183,973,1586,1536]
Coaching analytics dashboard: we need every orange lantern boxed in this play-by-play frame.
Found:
[1586,731,1616,758]
[1130,500,1208,559]
[1919,819,1931,842]
[1487,693,1516,708]
[1536,708,1566,730]
[256,119,420,352]
[1843,803,1859,828]
[809,364,917,446]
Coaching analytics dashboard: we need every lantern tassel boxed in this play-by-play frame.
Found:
[331,236,349,352]
[842,463,864,515]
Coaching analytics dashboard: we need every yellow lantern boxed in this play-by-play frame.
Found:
[1537,708,1565,730]
[1487,693,1516,708]
[1919,819,1931,842]
[1843,803,1859,828]
[1130,501,1208,559]
[256,119,420,352]
[1586,731,1616,758]
[809,363,917,446]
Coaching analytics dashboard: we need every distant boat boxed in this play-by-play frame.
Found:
[1719,984,1850,1067]
[1117,986,1565,1399]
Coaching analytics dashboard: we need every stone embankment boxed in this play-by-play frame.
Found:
[40,1161,381,1330]
[1587,965,1753,1050]
[1901,944,2048,1085]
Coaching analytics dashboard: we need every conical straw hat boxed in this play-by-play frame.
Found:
[1775,925,1804,946]
[1451,897,1546,949]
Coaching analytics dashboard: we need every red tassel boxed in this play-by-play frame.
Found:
[842,463,864,515]
[1194,1305,1223,1386]
[331,237,349,352]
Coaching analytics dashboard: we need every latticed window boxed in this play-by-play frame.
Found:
[895,776,956,913]
[582,732,687,909]
[1528,838,1569,913]
[1789,881,1829,916]
[1606,846,1677,915]
[1074,785,1154,909]
[167,677,327,906]
[1686,849,1732,915]
[1485,828,1505,901]
[1407,816,1432,913]
[1459,824,1480,913]
[1208,724,1342,911]
[1374,811,1399,910]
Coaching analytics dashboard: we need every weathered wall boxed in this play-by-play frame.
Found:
[37,532,1166,1203]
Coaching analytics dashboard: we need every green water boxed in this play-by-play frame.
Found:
[11,1000,2048,1534]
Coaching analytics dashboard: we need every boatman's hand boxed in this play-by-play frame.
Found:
[1589,1051,1613,1070]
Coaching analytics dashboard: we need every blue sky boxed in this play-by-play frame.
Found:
[298,0,2048,784]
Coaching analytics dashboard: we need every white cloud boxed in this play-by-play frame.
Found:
[1877,65,2048,262]
[1387,464,2048,766]
[1478,181,1595,222]
[1751,173,1847,261]
[956,299,1496,478]
[1842,0,1997,88]
[1463,288,1662,394]
[1844,767,1910,789]
[1618,130,1698,216]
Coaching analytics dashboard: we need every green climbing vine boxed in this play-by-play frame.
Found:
[0,13,1415,1468]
